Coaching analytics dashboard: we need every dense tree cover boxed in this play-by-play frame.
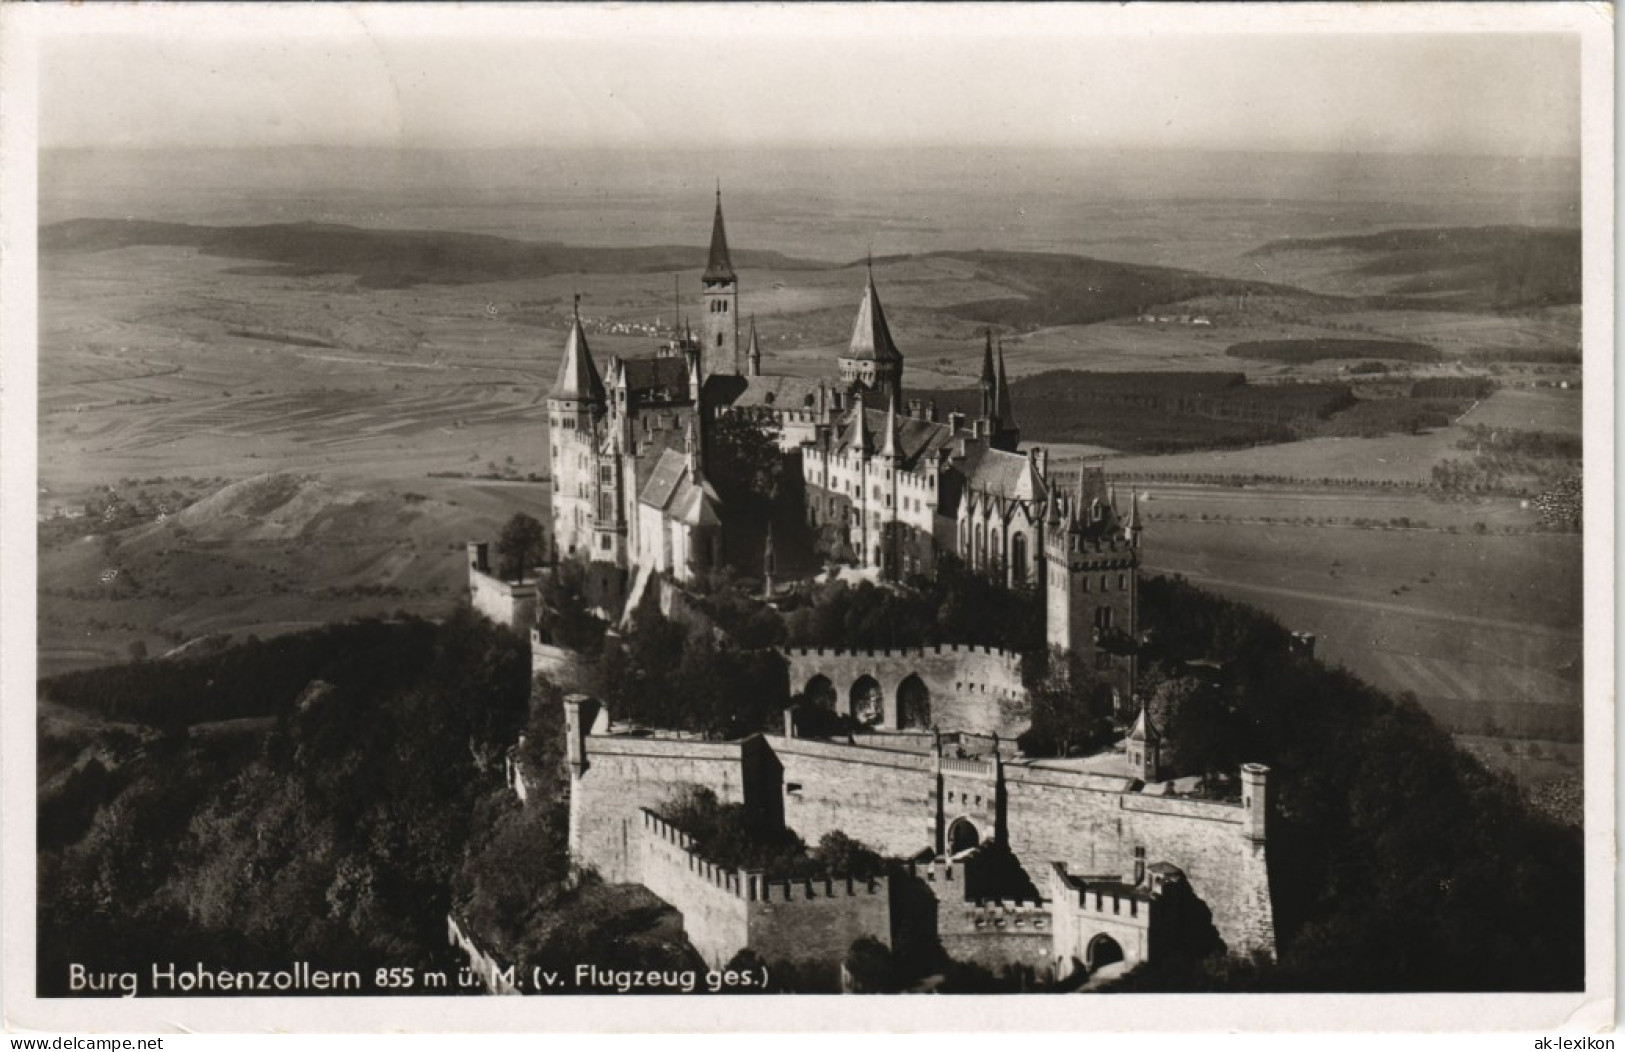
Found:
[687,569,789,649]
[842,937,901,993]
[586,586,788,737]
[40,619,440,730]
[1014,647,1116,758]
[783,555,1043,654]
[534,560,609,654]
[496,512,546,582]
[37,610,532,995]
[1125,575,1585,992]
[708,413,785,508]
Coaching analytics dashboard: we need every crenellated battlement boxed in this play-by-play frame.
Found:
[782,643,1019,660]
[947,900,1051,934]
[639,810,885,903]
[1048,863,1152,923]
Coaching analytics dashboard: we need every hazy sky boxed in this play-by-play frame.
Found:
[39,6,1583,158]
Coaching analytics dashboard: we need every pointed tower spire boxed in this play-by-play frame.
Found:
[747,315,763,377]
[685,413,703,477]
[980,328,997,419]
[843,267,904,413]
[995,340,1016,432]
[880,394,901,462]
[548,307,606,404]
[703,186,735,283]
[846,388,870,454]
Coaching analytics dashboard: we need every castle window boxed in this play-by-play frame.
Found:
[1096,650,1114,670]
[1119,573,1127,590]
[1101,575,1110,591]
[717,333,725,347]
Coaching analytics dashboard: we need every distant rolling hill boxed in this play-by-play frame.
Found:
[1245,225,1580,310]
[40,218,832,289]
[919,249,1313,329]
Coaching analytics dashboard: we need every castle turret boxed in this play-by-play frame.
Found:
[702,187,740,377]
[548,299,606,426]
[992,340,1019,451]
[839,262,903,412]
[746,315,762,377]
[979,329,997,423]
[879,394,901,465]
[548,300,607,561]
[1241,763,1269,842]
[1044,463,1141,712]
[846,388,870,455]
[1126,706,1162,782]
[563,693,600,777]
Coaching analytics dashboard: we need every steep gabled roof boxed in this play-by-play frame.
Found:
[548,315,606,403]
[703,189,736,283]
[724,374,827,411]
[637,447,722,526]
[845,271,902,363]
[963,446,1045,503]
[830,407,959,472]
[639,448,690,511]
[617,355,691,397]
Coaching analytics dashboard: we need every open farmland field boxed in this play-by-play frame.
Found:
[1320,306,1582,366]
[1140,518,1582,747]
[1102,427,1477,484]
[37,472,550,676]
[1459,385,1584,435]
[37,203,1586,748]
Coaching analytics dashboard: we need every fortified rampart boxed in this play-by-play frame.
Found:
[564,696,782,883]
[902,853,1054,978]
[635,810,891,985]
[782,644,1027,736]
[467,543,537,632]
[556,695,1276,978]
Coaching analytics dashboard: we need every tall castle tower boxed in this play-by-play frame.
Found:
[1044,469,1142,711]
[702,188,740,377]
[547,302,607,560]
[838,264,904,412]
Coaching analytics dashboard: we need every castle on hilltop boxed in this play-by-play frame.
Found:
[460,194,1279,990]
[518,191,1142,703]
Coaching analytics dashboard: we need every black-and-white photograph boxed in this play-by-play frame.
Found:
[3,1,1611,1033]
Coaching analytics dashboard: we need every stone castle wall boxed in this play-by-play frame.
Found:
[565,712,1274,963]
[635,810,752,967]
[469,564,537,632]
[783,644,1027,737]
[634,810,891,985]
[773,736,938,857]
[569,735,753,883]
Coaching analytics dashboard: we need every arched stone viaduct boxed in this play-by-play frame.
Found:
[781,644,1029,738]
